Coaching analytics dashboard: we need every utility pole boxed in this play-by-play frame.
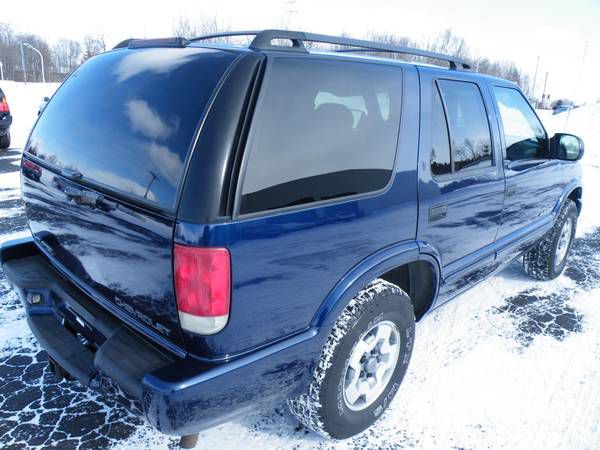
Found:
[540,71,549,108]
[144,171,160,200]
[531,55,540,103]
[20,43,27,84]
[0,61,3,81]
[283,0,298,28]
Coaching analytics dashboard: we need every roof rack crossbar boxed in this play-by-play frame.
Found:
[189,29,471,70]
[334,47,469,70]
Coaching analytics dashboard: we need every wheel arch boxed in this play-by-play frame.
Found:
[311,241,441,330]
[567,186,583,214]
[554,182,583,216]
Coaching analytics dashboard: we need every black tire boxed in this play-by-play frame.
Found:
[523,199,578,280]
[288,279,415,439]
[0,132,9,150]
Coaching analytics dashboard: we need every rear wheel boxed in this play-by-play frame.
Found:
[0,132,9,150]
[523,199,578,280]
[288,279,415,439]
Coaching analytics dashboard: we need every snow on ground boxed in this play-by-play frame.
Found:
[0,81,59,149]
[542,104,600,236]
[0,82,600,450]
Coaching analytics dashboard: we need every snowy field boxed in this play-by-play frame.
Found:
[0,81,599,450]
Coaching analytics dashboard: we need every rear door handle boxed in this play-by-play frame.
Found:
[429,204,448,223]
[64,186,103,207]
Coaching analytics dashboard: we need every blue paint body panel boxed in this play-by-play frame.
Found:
[3,42,583,436]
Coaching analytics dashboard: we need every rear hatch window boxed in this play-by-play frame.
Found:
[26,47,237,211]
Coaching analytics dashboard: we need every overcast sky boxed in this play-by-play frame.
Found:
[4,0,599,102]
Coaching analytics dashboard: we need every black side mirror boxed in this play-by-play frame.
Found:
[550,133,584,161]
[43,96,50,102]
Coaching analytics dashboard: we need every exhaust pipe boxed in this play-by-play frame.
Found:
[48,357,73,381]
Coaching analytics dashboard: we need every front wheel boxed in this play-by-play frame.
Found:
[523,199,578,280]
[288,279,415,439]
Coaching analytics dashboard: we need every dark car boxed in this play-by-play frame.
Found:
[1,30,584,447]
[553,104,573,115]
[0,87,12,149]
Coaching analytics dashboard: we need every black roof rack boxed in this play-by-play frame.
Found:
[190,29,471,70]
[113,37,190,50]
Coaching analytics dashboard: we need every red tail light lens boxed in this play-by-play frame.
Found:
[174,244,231,334]
[0,97,9,113]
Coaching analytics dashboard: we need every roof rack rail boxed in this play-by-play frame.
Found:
[189,30,262,42]
[334,47,470,70]
[190,29,471,70]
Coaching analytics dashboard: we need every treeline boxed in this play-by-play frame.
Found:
[0,20,531,96]
[0,23,105,82]
[366,30,530,91]
[170,19,532,94]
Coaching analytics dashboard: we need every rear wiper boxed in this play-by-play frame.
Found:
[24,152,83,181]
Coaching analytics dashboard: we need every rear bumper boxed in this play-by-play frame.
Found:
[1,236,319,435]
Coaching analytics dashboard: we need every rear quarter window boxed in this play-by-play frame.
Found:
[437,79,492,173]
[26,47,236,210]
[239,57,402,215]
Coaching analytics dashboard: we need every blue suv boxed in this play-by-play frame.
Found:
[1,30,584,446]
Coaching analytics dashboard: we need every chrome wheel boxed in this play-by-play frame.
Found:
[343,320,400,411]
[555,217,573,269]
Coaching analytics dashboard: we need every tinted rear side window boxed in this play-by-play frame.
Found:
[430,85,451,176]
[240,58,402,215]
[437,79,492,172]
[27,47,236,210]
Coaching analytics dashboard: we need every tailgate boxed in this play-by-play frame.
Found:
[22,168,185,347]
[19,45,238,349]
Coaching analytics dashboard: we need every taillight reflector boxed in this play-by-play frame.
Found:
[174,244,231,335]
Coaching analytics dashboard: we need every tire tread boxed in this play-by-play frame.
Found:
[287,279,410,438]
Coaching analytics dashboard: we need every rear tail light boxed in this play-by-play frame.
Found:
[174,244,231,335]
[22,159,38,170]
[0,96,9,113]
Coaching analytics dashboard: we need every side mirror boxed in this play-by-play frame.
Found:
[43,96,50,102]
[550,133,584,161]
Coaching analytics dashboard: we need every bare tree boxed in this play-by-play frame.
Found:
[172,16,199,38]
[171,15,230,41]
[53,38,81,74]
[0,24,20,80]
[82,34,106,61]
[428,29,469,59]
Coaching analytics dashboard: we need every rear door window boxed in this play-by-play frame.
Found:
[26,47,236,210]
[240,58,402,215]
[437,79,493,173]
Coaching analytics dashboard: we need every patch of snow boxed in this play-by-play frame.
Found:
[0,81,60,149]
